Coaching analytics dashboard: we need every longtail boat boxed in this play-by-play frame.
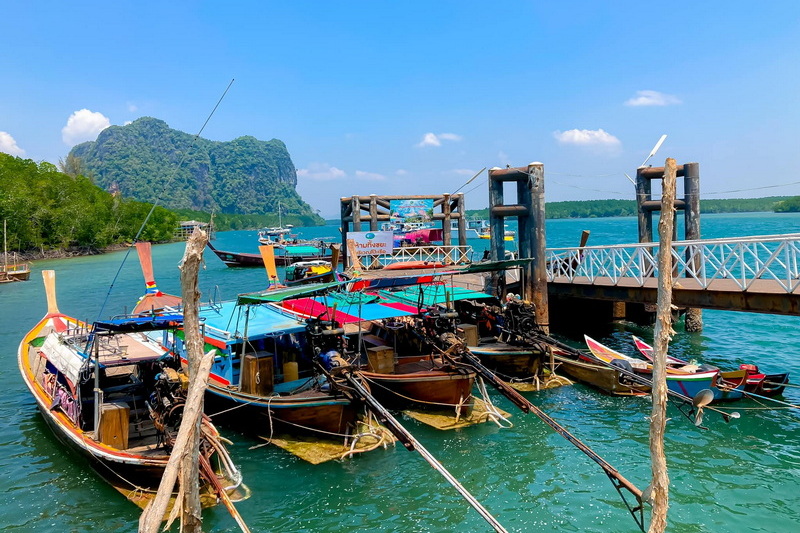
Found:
[18,270,245,508]
[207,241,335,268]
[132,245,356,437]
[179,297,360,436]
[632,335,790,397]
[585,335,746,402]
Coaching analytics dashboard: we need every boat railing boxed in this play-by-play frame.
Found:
[363,245,473,270]
[546,233,800,293]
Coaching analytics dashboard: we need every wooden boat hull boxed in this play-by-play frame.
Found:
[205,382,358,436]
[360,362,476,415]
[553,353,650,396]
[0,265,30,282]
[665,370,722,399]
[207,243,265,267]
[208,241,333,267]
[468,342,545,377]
[756,372,790,396]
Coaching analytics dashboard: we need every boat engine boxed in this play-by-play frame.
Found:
[306,317,346,355]
[502,297,543,339]
[148,365,188,448]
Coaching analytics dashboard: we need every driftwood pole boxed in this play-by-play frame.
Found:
[139,228,213,533]
[648,158,677,532]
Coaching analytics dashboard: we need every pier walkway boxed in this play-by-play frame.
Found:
[545,233,800,315]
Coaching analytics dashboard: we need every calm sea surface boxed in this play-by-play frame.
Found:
[1,212,799,532]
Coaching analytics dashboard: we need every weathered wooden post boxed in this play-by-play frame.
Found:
[369,194,379,231]
[636,167,654,243]
[635,162,703,331]
[528,163,549,334]
[140,229,214,533]
[352,196,362,232]
[649,158,677,533]
[340,197,351,268]
[487,163,549,333]
[683,162,703,331]
[442,193,452,245]
[488,168,506,296]
[456,194,467,248]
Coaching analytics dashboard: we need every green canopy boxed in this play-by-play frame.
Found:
[236,281,345,304]
[378,284,492,307]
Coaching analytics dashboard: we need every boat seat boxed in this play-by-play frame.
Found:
[361,334,388,347]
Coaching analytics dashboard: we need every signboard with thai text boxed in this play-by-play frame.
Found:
[348,231,394,255]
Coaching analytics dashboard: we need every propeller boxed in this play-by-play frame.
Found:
[691,389,714,427]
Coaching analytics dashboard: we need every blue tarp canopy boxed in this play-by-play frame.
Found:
[199,301,306,344]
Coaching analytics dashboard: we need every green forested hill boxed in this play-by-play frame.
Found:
[68,117,323,225]
[0,153,177,251]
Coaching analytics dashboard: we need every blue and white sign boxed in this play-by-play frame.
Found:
[349,231,394,254]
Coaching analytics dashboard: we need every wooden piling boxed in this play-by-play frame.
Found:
[636,167,654,243]
[140,228,212,533]
[649,158,677,533]
[442,193,452,245]
[528,163,549,333]
[683,162,703,331]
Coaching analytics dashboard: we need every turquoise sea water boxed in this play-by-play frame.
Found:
[1,212,799,532]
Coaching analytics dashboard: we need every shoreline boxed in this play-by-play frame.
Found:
[8,242,163,263]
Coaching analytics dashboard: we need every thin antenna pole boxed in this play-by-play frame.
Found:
[452,167,486,195]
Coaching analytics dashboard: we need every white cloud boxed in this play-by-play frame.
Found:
[416,132,463,148]
[62,109,111,146]
[355,170,386,181]
[127,102,138,112]
[395,169,408,176]
[554,128,621,147]
[624,90,681,107]
[297,162,347,181]
[0,131,25,156]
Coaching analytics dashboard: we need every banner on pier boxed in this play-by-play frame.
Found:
[349,231,394,255]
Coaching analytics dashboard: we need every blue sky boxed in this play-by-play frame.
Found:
[2,1,798,217]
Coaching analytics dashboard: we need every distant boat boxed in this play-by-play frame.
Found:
[207,241,336,267]
[284,260,335,286]
[452,219,485,239]
[477,224,515,241]
[1,219,30,283]
[257,202,293,241]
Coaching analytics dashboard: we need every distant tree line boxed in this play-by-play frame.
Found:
[774,197,800,212]
[463,196,793,220]
[0,153,177,252]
